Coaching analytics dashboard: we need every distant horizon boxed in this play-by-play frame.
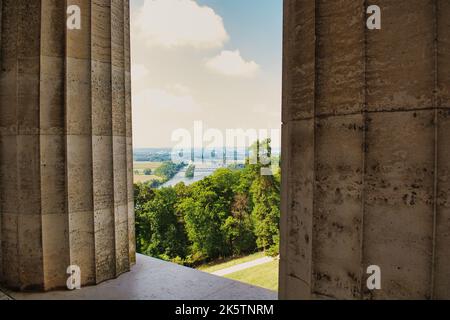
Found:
[133,146,281,163]
[133,146,282,151]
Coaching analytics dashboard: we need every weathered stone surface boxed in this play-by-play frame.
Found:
[435,109,450,298]
[65,0,97,287]
[433,7,449,290]
[438,0,450,109]
[282,0,316,121]
[363,110,435,300]
[315,1,365,116]
[0,290,11,300]
[280,0,450,300]
[366,0,435,112]
[279,120,314,299]
[313,114,364,299]
[4,255,277,300]
[0,0,135,291]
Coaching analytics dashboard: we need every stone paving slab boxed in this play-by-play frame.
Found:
[4,254,277,300]
[0,290,12,300]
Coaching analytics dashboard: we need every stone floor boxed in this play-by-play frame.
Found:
[0,290,11,300]
[2,254,278,300]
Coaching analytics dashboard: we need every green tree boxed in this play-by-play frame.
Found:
[222,193,256,255]
[154,161,186,180]
[133,139,281,265]
[248,139,280,253]
[185,164,195,178]
[134,183,155,254]
[178,169,238,261]
[250,175,280,252]
[134,184,187,261]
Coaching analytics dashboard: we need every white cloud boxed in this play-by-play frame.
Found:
[134,87,201,113]
[170,83,191,95]
[131,64,149,82]
[133,0,229,49]
[252,104,281,118]
[206,50,260,77]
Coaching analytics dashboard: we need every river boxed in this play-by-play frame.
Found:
[161,162,228,188]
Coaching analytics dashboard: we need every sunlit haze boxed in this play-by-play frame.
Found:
[130,0,282,149]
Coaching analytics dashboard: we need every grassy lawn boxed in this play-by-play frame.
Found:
[197,252,266,274]
[225,260,279,292]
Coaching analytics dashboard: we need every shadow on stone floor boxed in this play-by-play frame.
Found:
[2,254,278,300]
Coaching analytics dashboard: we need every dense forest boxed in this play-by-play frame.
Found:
[134,141,281,267]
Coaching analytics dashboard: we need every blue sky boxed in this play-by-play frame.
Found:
[130,0,282,148]
[197,0,282,75]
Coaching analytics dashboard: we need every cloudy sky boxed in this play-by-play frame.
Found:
[130,0,282,148]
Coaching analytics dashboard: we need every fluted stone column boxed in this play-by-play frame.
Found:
[0,0,135,291]
[280,0,450,299]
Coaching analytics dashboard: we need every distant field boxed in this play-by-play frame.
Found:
[225,260,279,292]
[133,162,163,183]
[134,162,163,170]
[134,175,163,183]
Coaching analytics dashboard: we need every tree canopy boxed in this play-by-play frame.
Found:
[134,140,280,266]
